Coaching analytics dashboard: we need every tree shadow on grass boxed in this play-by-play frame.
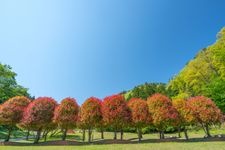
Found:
[1,136,225,146]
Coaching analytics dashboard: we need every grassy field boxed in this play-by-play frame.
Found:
[0,127,225,150]
[1,142,225,150]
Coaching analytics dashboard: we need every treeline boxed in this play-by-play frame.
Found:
[124,83,175,101]
[0,94,223,143]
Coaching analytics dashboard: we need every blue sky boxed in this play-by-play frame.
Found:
[1,0,225,104]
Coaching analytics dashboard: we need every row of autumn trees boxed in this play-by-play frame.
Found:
[0,94,223,144]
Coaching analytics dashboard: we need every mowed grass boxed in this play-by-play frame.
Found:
[1,142,225,150]
[1,127,225,150]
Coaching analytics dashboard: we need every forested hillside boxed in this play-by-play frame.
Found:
[124,27,225,112]
[168,27,225,112]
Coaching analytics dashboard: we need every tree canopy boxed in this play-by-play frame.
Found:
[0,63,30,104]
[124,83,174,101]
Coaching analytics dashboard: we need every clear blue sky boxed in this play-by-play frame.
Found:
[1,0,225,104]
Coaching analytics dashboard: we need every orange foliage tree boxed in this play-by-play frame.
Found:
[79,97,102,143]
[53,97,79,141]
[128,98,152,141]
[102,94,131,140]
[188,96,222,137]
[172,99,195,140]
[147,94,179,139]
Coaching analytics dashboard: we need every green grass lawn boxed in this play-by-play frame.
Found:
[0,127,225,150]
[1,142,225,150]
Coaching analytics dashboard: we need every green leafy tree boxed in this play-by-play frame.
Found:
[202,77,225,113]
[0,63,30,104]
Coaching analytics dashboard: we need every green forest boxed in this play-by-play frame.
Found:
[124,27,225,112]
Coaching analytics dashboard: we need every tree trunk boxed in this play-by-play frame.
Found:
[5,126,12,142]
[201,123,207,135]
[49,129,60,137]
[42,130,46,138]
[114,130,117,140]
[205,124,211,138]
[34,129,41,144]
[138,128,142,142]
[44,131,49,142]
[101,129,104,139]
[88,128,92,143]
[178,126,181,138]
[161,131,165,139]
[159,131,162,139]
[184,128,189,140]
[120,129,124,140]
[82,129,85,141]
[91,130,94,141]
[140,132,143,139]
[62,129,67,141]
[26,130,30,141]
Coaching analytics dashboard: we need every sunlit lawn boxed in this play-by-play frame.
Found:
[1,127,225,150]
[1,142,225,150]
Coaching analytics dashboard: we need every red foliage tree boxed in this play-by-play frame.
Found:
[128,98,152,141]
[21,97,57,143]
[0,96,31,141]
[53,97,79,141]
[172,99,195,140]
[187,96,222,137]
[79,97,102,143]
[147,94,179,139]
[102,94,131,140]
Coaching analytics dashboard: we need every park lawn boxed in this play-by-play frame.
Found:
[39,126,225,142]
[0,127,225,150]
[1,142,225,150]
